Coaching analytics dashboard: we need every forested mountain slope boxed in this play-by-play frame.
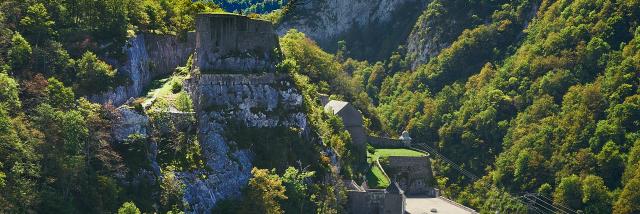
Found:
[352,0,640,212]
[208,0,287,14]
[276,0,428,61]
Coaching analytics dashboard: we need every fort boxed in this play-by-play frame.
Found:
[386,156,435,196]
[193,13,281,73]
[344,180,406,214]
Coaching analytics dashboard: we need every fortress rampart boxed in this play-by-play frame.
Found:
[194,13,280,73]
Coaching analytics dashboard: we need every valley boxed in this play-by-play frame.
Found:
[0,0,639,214]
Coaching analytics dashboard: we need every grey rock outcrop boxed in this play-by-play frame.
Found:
[90,33,195,105]
[112,107,149,142]
[182,73,307,213]
[277,0,427,60]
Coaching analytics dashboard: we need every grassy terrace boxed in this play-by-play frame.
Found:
[136,61,194,112]
[366,164,390,188]
[365,148,426,188]
[368,148,426,162]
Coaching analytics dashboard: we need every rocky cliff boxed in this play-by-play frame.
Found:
[90,33,194,105]
[107,14,316,213]
[277,0,427,60]
[182,73,307,213]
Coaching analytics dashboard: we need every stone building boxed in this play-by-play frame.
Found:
[324,100,367,158]
[386,156,435,196]
[194,13,280,73]
[344,180,406,214]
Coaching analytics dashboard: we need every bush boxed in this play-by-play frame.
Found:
[367,144,376,154]
[76,51,117,94]
[8,32,32,71]
[171,81,183,94]
[175,92,193,112]
[117,202,141,214]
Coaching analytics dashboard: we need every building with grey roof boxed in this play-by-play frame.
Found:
[324,100,367,158]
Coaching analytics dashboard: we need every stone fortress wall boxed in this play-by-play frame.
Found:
[344,180,406,214]
[386,156,435,196]
[181,14,307,213]
[194,13,280,73]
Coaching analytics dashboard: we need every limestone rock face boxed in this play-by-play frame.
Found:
[112,107,149,142]
[277,0,427,60]
[405,13,452,70]
[182,73,307,213]
[90,34,194,105]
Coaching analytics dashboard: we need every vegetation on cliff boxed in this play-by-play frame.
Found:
[209,0,287,14]
[350,0,640,212]
[0,0,217,212]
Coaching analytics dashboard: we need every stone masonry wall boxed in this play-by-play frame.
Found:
[194,14,280,73]
[368,135,406,148]
[386,156,434,195]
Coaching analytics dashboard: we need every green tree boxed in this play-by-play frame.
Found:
[281,167,316,213]
[581,175,611,213]
[175,92,193,112]
[0,106,41,213]
[614,169,640,214]
[76,51,117,94]
[117,201,141,214]
[553,175,583,210]
[7,32,31,72]
[47,77,75,110]
[243,168,287,214]
[0,73,21,111]
[19,3,56,44]
[160,166,186,213]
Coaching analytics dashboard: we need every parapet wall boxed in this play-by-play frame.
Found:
[368,135,407,148]
[194,14,280,73]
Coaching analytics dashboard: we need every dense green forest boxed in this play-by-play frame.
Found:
[209,0,287,14]
[0,0,223,212]
[343,0,640,213]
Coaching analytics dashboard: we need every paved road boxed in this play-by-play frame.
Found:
[405,197,475,214]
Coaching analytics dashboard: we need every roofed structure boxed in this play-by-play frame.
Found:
[324,100,366,159]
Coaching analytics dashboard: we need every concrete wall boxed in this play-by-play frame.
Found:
[194,14,280,73]
[185,73,302,114]
[345,183,406,214]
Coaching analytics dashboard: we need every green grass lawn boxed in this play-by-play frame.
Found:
[368,148,425,162]
[366,164,390,188]
[365,148,425,189]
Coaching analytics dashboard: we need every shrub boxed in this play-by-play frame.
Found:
[76,51,117,94]
[171,81,183,94]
